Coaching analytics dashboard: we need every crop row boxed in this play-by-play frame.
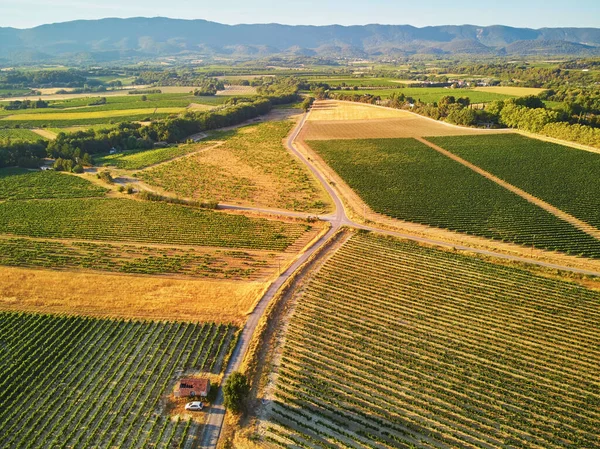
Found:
[0,311,238,449]
[0,198,307,250]
[0,237,268,279]
[0,168,107,200]
[0,128,46,142]
[428,134,600,230]
[264,233,600,449]
[308,137,600,258]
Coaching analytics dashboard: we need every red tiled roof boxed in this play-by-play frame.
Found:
[177,378,210,395]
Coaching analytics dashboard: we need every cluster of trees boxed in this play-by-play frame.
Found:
[1,99,48,110]
[193,78,226,96]
[446,61,600,88]
[0,140,46,169]
[0,69,89,88]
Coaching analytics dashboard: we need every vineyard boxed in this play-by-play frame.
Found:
[0,237,271,279]
[141,121,330,212]
[263,233,600,449]
[0,198,309,250]
[0,128,46,142]
[0,311,239,449]
[93,139,223,170]
[0,168,107,200]
[427,134,600,230]
[308,137,600,257]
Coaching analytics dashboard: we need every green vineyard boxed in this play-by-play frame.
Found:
[308,137,600,257]
[93,142,211,170]
[265,233,600,449]
[0,238,267,278]
[427,134,600,230]
[0,168,107,200]
[0,312,239,449]
[0,198,307,250]
[0,128,46,142]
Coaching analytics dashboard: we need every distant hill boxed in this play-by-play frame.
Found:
[1,18,599,63]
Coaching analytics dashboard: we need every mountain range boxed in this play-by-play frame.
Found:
[1,17,600,63]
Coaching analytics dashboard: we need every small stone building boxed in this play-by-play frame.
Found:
[174,378,210,398]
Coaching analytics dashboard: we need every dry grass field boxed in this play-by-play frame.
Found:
[0,266,265,324]
[141,120,331,212]
[300,101,512,140]
[474,86,546,96]
[216,85,258,96]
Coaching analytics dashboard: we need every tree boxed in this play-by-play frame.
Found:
[223,372,250,414]
[301,96,314,112]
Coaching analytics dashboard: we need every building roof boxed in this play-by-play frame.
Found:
[178,378,209,392]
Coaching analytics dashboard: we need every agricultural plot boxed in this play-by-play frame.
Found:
[1,107,186,122]
[0,266,267,323]
[1,112,179,128]
[428,134,600,230]
[0,198,309,250]
[0,168,107,200]
[0,237,271,279]
[473,86,546,96]
[0,128,46,142]
[306,101,413,121]
[0,312,238,449]
[141,121,330,212]
[264,233,600,449]
[94,139,222,170]
[307,137,600,257]
[300,101,507,140]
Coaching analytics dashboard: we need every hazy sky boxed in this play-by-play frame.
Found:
[0,0,598,29]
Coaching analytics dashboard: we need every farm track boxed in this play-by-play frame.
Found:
[201,107,600,448]
[417,136,600,241]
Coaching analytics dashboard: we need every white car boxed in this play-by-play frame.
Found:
[185,401,204,411]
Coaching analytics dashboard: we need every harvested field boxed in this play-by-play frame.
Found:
[216,85,258,96]
[0,266,265,324]
[306,101,412,121]
[301,101,512,140]
[474,86,546,96]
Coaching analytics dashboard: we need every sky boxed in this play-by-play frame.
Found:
[0,0,598,29]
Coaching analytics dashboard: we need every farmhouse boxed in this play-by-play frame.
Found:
[174,378,210,398]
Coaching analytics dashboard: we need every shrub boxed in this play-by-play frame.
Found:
[96,170,113,184]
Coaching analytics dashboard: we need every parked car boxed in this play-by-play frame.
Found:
[185,401,204,411]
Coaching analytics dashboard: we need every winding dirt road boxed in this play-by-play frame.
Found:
[199,109,600,448]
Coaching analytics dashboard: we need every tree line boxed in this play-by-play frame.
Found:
[0,79,300,170]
